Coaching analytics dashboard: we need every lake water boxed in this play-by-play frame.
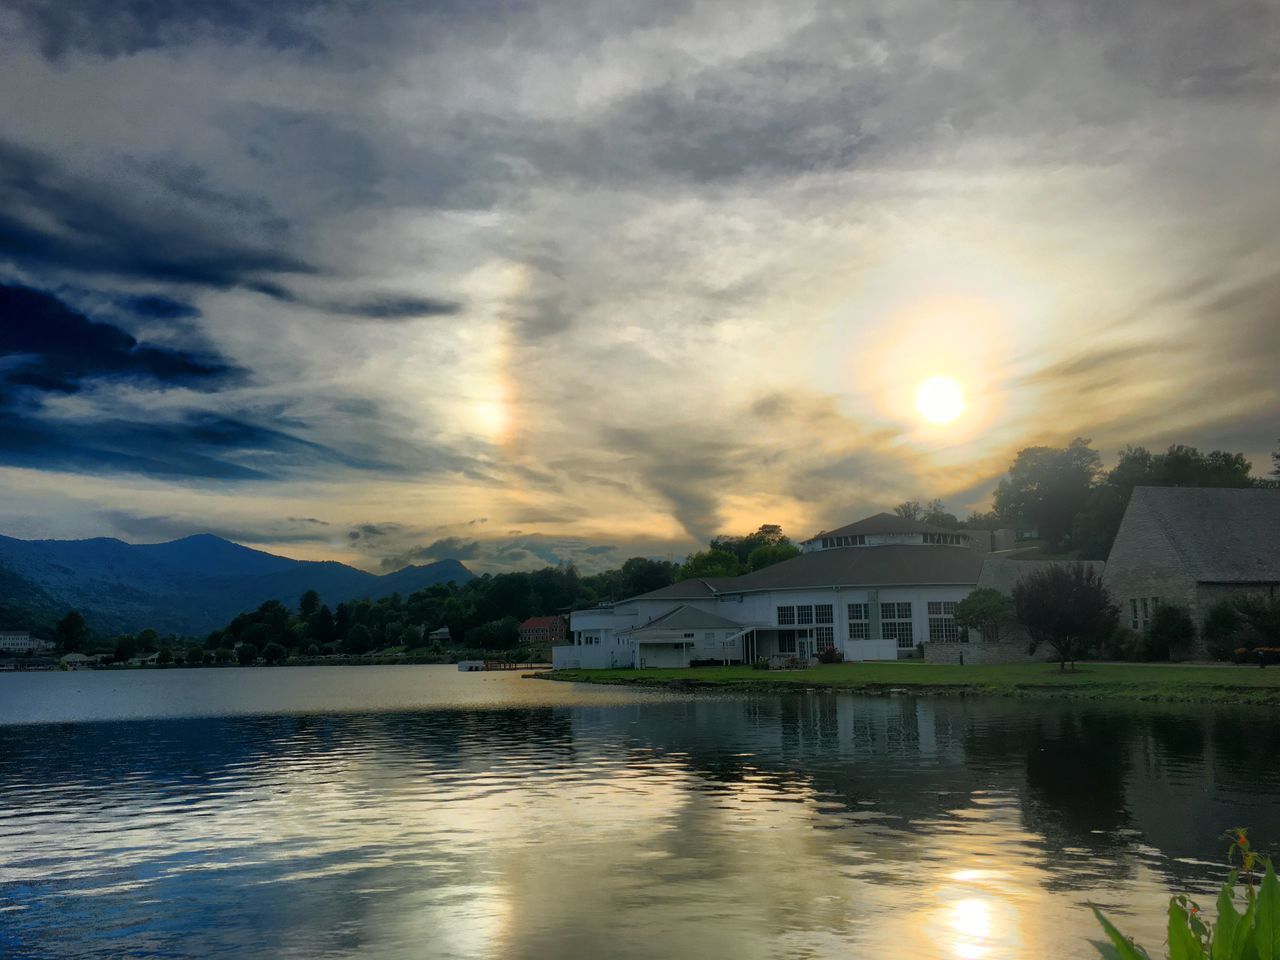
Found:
[2,666,1278,959]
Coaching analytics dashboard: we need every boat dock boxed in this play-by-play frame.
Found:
[458,660,553,672]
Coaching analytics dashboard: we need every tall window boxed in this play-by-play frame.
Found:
[881,602,914,649]
[847,603,869,640]
[796,605,814,625]
[816,626,834,650]
[814,604,833,624]
[777,606,795,625]
[777,630,797,654]
[928,600,959,642]
[1130,598,1139,630]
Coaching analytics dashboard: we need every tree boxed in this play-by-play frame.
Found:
[309,605,337,645]
[261,642,287,665]
[55,610,88,654]
[1143,603,1196,661]
[298,589,321,621]
[954,588,1015,642]
[1273,439,1279,478]
[465,617,520,650]
[342,623,373,655]
[922,499,961,529]
[236,643,258,666]
[1202,601,1246,660]
[680,549,741,580]
[746,542,800,571]
[185,644,206,666]
[157,646,173,666]
[1011,564,1118,669]
[113,634,139,663]
[136,628,160,652]
[619,557,679,597]
[894,500,923,521]
[709,524,791,567]
[1232,593,1280,647]
[994,438,1101,549]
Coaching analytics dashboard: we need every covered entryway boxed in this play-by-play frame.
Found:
[637,641,689,668]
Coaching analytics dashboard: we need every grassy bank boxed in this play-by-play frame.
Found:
[538,661,1280,704]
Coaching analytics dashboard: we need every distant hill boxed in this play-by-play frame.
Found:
[0,533,472,637]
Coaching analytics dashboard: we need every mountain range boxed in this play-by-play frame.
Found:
[0,533,472,637]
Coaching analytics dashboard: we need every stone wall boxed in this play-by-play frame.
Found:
[923,641,1052,665]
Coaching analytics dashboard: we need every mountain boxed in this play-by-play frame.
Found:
[0,533,472,637]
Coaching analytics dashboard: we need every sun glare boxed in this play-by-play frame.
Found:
[916,376,965,425]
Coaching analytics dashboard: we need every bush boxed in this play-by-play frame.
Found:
[1204,601,1246,660]
[261,642,287,665]
[236,643,257,666]
[1101,626,1144,662]
[816,646,844,664]
[1143,603,1197,661]
[751,658,770,670]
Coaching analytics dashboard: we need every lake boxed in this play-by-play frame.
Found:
[2,666,1278,959]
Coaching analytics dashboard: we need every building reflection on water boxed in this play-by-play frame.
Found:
[2,684,1277,960]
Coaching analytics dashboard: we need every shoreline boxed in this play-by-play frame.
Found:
[531,662,1280,706]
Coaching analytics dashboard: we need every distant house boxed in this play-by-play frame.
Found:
[518,615,567,646]
[60,652,94,670]
[0,631,54,656]
[427,626,452,644]
[129,651,160,666]
[1103,486,1280,651]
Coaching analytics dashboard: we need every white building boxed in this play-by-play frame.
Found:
[556,513,988,669]
[0,631,54,655]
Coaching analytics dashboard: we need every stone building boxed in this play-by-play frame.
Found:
[1102,486,1280,649]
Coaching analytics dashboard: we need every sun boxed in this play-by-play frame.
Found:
[915,376,965,424]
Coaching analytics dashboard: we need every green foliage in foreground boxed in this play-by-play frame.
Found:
[1094,830,1280,960]
[548,661,1280,704]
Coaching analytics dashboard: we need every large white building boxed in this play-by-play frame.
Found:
[556,513,988,669]
[0,631,55,655]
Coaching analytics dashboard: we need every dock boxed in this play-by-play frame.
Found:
[458,660,553,672]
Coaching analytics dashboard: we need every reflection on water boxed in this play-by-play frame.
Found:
[1,667,1278,959]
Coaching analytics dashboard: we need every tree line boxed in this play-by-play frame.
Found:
[893,437,1279,558]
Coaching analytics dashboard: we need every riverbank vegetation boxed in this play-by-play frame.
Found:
[542,662,1280,705]
[1093,829,1279,960]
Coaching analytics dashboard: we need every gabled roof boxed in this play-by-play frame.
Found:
[519,615,562,629]
[1126,486,1280,583]
[629,604,745,634]
[978,557,1106,596]
[802,512,967,543]
[630,577,737,601]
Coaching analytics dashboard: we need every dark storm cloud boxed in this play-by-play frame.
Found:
[347,522,406,542]
[10,0,334,60]
[0,139,312,289]
[0,409,367,481]
[0,283,238,394]
[116,294,202,321]
[320,295,463,321]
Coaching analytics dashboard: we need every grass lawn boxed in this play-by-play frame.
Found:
[542,661,1280,704]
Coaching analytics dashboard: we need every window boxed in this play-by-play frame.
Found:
[881,602,911,621]
[883,620,915,648]
[1140,597,1149,622]
[881,602,914,649]
[821,538,834,549]
[796,605,814,625]
[815,604,833,624]
[927,600,959,642]
[924,533,963,545]
[683,633,694,639]
[704,632,715,643]
[777,605,795,625]
[847,603,869,641]
[816,626,834,649]
[1130,598,1139,630]
[777,630,797,654]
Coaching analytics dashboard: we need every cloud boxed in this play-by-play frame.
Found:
[117,294,202,321]
[99,510,337,545]
[10,0,333,60]
[0,283,238,394]
[379,537,484,570]
[0,139,312,289]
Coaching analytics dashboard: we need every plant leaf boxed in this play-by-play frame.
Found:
[1255,860,1280,960]
[1093,908,1153,960]
[1215,877,1242,960]
[1169,898,1206,960]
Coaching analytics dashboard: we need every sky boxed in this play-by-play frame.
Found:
[1,0,1278,574]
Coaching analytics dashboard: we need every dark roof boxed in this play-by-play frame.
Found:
[1128,486,1280,583]
[978,557,1106,595]
[631,577,737,601]
[630,604,745,634]
[720,544,983,592]
[802,512,967,543]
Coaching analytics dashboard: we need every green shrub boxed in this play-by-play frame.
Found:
[816,646,844,664]
[1204,602,1246,661]
[751,658,770,671]
[1144,604,1197,662]
[1093,829,1278,959]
